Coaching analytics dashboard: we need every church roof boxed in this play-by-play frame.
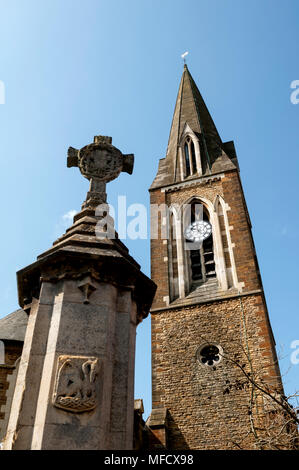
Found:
[0,309,28,342]
[150,65,238,190]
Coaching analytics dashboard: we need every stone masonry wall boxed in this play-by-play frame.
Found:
[221,171,262,292]
[150,168,283,449]
[150,188,169,310]
[151,293,283,450]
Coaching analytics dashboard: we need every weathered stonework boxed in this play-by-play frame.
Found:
[2,135,156,450]
[52,355,99,413]
[148,65,289,450]
[0,310,27,441]
[151,294,281,449]
[67,135,134,209]
[0,342,23,440]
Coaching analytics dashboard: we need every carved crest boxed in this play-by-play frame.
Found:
[78,143,123,182]
[67,135,134,183]
[67,135,134,209]
[53,355,99,413]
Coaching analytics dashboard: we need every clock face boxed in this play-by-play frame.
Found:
[184,220,212,242]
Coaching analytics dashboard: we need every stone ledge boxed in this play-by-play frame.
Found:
[146,407,168,428]
[150,289,263,314]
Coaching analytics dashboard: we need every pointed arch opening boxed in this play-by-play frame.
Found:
[167,196,232,301]
[214,195,239,290]
[168,210,179,301]
[185,200,216,285]
[190,140,197,173]
[183,135,199,178]
[184,141,191,177]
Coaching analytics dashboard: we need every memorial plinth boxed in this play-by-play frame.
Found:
[3,136,156,450]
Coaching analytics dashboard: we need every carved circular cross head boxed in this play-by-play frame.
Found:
[67,135,134,209]
[78,142,124,182]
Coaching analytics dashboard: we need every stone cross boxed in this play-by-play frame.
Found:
[67,135,134,209]
[2,134,155,450]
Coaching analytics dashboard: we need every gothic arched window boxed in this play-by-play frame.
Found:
[183,136,197,177]
[190,140,196,173]
[169,211,179,300]
[185,201,216,285]
[184,142,191,177]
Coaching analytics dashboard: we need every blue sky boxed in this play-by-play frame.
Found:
[0,0,298,419]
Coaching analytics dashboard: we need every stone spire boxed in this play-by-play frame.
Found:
[166,64,222,158]
[150,65,238,189]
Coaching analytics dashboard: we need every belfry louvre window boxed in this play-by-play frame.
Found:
[184,136,197,177]
[184,142,191,176]
[190,140,196,172]
[187,203,216,283]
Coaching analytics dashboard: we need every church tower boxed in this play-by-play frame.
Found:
[148,65,288,450]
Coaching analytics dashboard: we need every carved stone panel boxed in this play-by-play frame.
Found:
[52,355,99,413]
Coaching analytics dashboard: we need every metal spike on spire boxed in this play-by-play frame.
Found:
[181,51,189,65]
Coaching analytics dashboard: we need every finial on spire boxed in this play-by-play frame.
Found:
[181,51,189,65]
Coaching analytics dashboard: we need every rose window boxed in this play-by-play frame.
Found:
[197,344,221,367]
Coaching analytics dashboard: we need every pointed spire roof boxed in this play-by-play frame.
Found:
[150,65,238,189]
[166,64,221,159]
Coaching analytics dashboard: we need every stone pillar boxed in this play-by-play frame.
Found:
[3,135,156,450]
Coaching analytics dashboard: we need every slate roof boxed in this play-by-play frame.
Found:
[0,309,28,342]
